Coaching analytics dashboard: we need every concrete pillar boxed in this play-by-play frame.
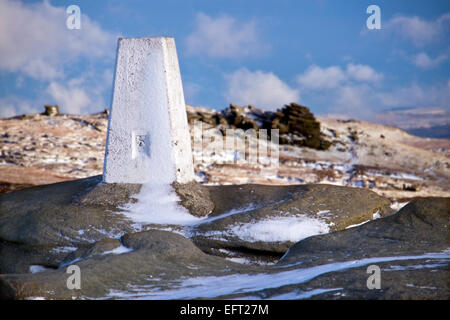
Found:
[103,37,195,184]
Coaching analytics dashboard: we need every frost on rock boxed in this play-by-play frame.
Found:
[228,216,330,243]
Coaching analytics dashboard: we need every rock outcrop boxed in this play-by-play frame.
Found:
[0,176,392,272]
[279,197,450,266]
[0,181,447,300]
[0,230,248,300]
[187,103,332,150]
[192,184,392,259]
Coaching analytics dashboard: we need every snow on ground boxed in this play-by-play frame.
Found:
[51,246,78,254]
[262,288,343,300]
[103,251,450,300]
[345,220,370,229]
[120,183,331,245]
[390,201,409,212]
[29,265,53,274]
[119,183,205,226]
[198,203,260,224]
[103,245,133,255]
[228,216,330,243]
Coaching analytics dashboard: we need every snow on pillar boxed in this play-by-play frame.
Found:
[103,37,195,184]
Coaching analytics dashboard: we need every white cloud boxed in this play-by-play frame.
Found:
[186,13,267,58]
[377,82,450,109]
[0,0,116,80]
[0,69,113,117]
[46,70,113,114]
[313,81,450,121]
[334,84,376,118]
[386,13,450,47]
[297,63,383,90]
[46,82,91,114]
[346,63,383,82]
[224,68,299,110]
[297,65,347,89]
[411,52,448,69]
[295,61,449,120]
[0,97,36,117]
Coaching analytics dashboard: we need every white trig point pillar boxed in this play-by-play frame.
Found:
[103,37,195,184]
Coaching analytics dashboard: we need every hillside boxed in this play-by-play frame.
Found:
[0,104,449,206]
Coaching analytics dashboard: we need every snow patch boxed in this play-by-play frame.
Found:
[120,183,205,226]
[372,210,381,219]
[228,216,330,243]
[51,246,78,254]
[390,202,409,212]
[345,220,370,229]
[104,251,450,300]
[103,245,133,255]
[29,265,52,274]
[266,288,343,300]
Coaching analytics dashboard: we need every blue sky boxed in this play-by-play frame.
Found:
[0,0,449,122]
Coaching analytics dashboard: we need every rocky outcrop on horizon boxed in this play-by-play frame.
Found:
[187,103,331,150]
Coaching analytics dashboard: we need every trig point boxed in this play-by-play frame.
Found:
[103,37,195,184]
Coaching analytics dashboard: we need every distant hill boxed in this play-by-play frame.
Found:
[406,125,450,139]
[373,106,450,138]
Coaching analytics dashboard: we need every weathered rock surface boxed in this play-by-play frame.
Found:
[0,176,392,272]
[192,184,392,257]
[0,230,249,300]
[0,176,448,300]
[0,176,134,247]
[221,257,449,300]
[188,103,331,150]
[172,181,214,217]
[0,198,448,300]
[0,176,217,273]
[279,198,449,266]
[0,176,137,274]
[60,238,121,267]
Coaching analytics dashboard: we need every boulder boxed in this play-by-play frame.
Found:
[60,238,121,267]
[191,184,392,258]
[0,176,135,248]
[0,176,216,273]
[270,103,331,150]
[188,103,332,150]
[0,230,249,300]
[279,197,450,266]
[0,186,447,300]
[0,242,66,274]
[172,181,214,217]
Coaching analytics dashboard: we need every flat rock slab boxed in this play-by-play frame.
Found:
[0,230,250,300]
[1,177,447,300]
[0,176,137,273]
[0,176,391,273]
[192,184,392,256]
[279,197,450,266]
[0,198,448,300]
